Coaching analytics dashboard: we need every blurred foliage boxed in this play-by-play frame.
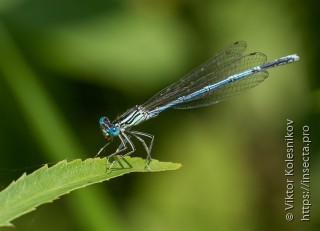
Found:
[0,0,319,231]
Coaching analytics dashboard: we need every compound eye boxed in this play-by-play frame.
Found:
[109,126,120,136]
[99,117,110,126]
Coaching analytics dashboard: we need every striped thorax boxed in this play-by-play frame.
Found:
[99,105,151,139]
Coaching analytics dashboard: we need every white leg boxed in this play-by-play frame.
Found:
[95,141,111,157]
[128,130,154,170]
[129,130,154,160]
[109,132,135,169]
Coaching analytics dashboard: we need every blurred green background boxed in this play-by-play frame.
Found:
[0,0,319,230]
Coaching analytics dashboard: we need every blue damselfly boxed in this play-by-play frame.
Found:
[97,41,299,167]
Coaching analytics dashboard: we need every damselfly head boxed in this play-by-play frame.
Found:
[99,117,111,139]
[99,117,120,139]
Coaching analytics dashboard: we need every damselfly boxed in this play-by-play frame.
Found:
[97,41,299,167]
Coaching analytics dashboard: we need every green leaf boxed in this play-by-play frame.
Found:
[0,157,181,227]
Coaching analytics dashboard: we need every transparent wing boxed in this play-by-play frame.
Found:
[173,52,268,109]
[142,41,247,111]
